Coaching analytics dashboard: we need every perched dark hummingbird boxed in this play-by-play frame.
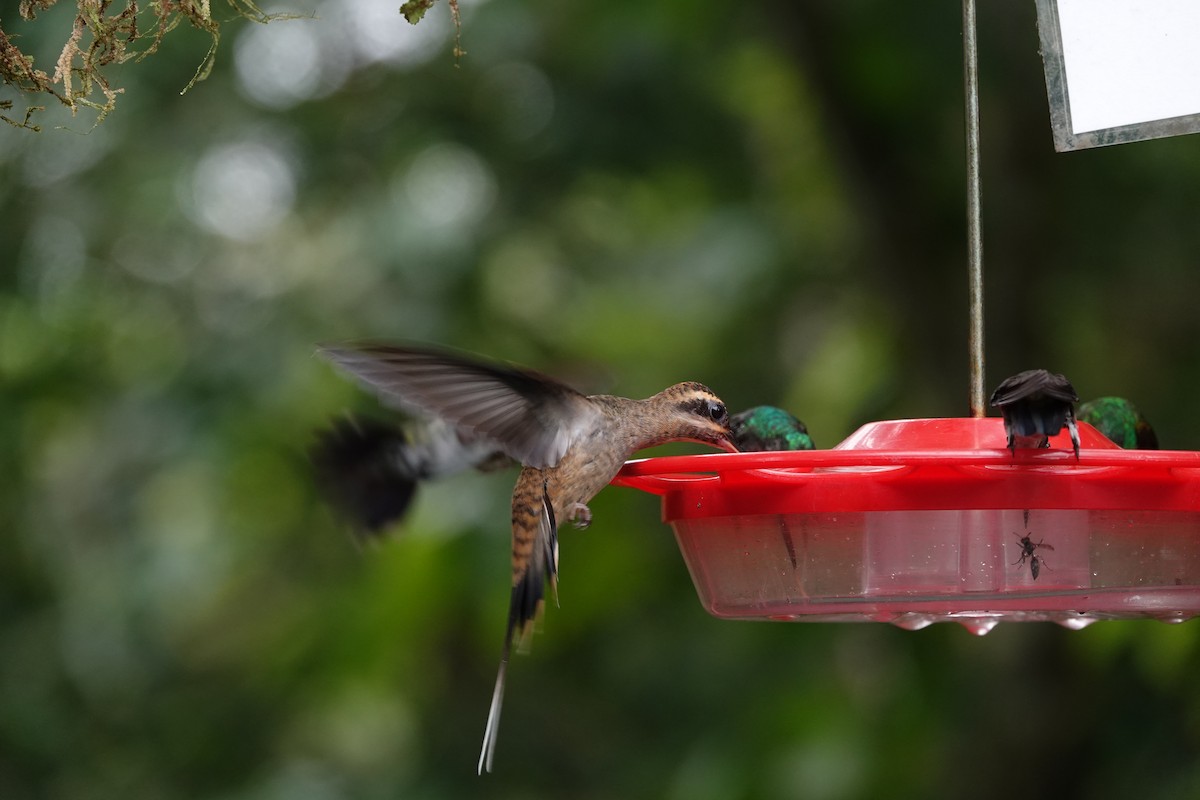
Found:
[1077,396,1159,450]
[989,369,1080,458]
[730,406,815,452]
[316,343,735,773]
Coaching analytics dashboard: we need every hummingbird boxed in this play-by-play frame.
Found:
[1077,396,1158,450]
[988,369,1080,458]
[308,406,801,538]
[315,342,736,773]
[730,406,815,452]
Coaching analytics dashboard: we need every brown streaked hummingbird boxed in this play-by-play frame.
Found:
[311,404,812,539]
[988,369,1080,458]
[1077,396,1158,450]
[315,342,736,773]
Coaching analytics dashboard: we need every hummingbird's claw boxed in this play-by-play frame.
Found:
[567,502,592,529]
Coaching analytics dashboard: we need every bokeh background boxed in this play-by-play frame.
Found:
[4,1,1200,797]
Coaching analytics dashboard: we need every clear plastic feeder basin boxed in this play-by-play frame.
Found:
[613,418,1200,633]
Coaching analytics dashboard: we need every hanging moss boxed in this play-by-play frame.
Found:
[2,0,466,131]
[1,0,471,131]
[1,0,303,130]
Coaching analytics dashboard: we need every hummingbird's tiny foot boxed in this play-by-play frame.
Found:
[567,502,592,529]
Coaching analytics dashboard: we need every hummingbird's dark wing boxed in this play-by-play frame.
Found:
[309,415,419,538]
[318,343,600,469]
[309,414,513,539]
[988,369,1079,406]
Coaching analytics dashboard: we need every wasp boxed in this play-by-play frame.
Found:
[1013,532,1054,580]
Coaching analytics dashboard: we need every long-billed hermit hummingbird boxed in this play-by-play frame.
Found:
[315,342,736,773]
[310,402,806,538]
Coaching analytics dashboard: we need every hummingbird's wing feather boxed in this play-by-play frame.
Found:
[309,415,419,539]
[309,414,511,538]
[318,344,598,469]
[479,474,558,774]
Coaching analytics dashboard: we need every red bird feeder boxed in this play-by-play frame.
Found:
[614,418,1200,634]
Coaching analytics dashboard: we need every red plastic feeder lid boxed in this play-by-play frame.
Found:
[614,418,1200,634]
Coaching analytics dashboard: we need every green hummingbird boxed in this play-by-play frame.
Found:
[1077,397,1158,450]
[730,405,815,452]
[989,369,1080,458]
[316,342,735,773]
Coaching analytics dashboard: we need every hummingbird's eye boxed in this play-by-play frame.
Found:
[707,400,728,425]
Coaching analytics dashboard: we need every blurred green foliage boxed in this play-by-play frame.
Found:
[3,1,1200,797]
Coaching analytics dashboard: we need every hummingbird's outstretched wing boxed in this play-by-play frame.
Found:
[318,343,600,469]
[479,474,558,774]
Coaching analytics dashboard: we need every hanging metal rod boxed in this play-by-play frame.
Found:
[963,0,986,417]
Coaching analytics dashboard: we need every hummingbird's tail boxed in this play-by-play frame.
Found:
[309,415,420,539]
[479,479,558,774]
